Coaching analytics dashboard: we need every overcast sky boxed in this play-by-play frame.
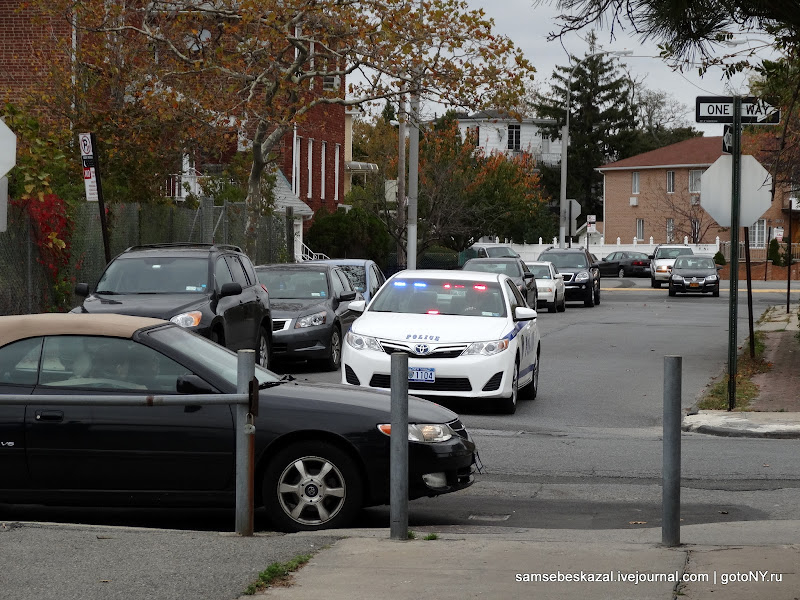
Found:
[457,0,775,136]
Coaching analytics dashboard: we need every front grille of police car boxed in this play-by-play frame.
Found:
[380,340,469,359]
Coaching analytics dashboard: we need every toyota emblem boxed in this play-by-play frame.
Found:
[414,343,431,355]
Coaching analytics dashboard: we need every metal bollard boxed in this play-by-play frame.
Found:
[662,355,682,547]
[235,349,256,536]
[390,352,409,540]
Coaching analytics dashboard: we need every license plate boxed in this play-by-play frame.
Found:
[408,367,435,383]
[690,282,700,288]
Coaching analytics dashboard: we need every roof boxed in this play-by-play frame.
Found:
[597,136,723,171]
[457,110,557,125]
[310,259,375,267]
[254,263,336,271]
[272,168,314,218]
[392,269,505,283]
[0,313,167,347]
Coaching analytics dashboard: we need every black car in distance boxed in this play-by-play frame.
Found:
[72,243,272,367]
[255,263,361,371]
[461,257,538,307]
[668,255,721,297]
[537,247,601,307]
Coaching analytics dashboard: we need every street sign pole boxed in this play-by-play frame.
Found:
[727,97,742,411]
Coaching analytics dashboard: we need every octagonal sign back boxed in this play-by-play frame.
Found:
[700,155,772,227]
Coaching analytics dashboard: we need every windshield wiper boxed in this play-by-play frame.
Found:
[95,290,119,295]
[259,374,296,389]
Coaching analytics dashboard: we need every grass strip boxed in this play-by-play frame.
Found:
[243,553,314,595]
[698,331,771,410]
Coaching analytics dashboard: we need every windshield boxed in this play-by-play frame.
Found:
[485,246,517,258]
[655,247,694,260]
[96,257,209,294]
[145,325,279,387]
[674,256,715,269]
[369,278,507,317]
[540,252,587,269]
[528,265,551,279]
[256,269,330,299]
[464,261,522,277]
[338,265,366,293]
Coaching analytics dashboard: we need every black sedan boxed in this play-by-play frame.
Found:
[255,263,362,371]
[0,313,476,532]
[599,251,651,278]
[461,257,538,307]
[668,255,721,297]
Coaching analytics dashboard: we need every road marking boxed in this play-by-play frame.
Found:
[468,514,511,521]
[601,287,799,293]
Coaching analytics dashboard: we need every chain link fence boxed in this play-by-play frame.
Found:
[0,199,288,315]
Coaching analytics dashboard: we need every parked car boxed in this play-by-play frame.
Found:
[649,244,694,288]
[308,259,386,304]
[462,257,538,308]
[468,243,519,258]
[537,247,601,307]
[525,261,566,313]
[0,313,476,532]
[254,263,361,371]
[72,243,272,367]
[599,251,652,278]
[342,269,541,415]
[668,255,721,297]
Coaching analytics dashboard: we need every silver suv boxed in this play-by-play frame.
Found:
[649,244,694,288]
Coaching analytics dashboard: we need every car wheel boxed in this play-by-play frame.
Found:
[210,327,225,348]
[650,277,658,289]
[547,294,557,313]
[499,361,519,414]
[713,288,720,298]
[594,281,601,305]
[263,441,362,532]
[557,294,566,312]
[668,284,676,297]
[521,352,539,400]
[584,287,595,307]
[256,326,270,369]
[324,327,342,372]
[618,267,625,278]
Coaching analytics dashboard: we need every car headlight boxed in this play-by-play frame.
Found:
[377,423,455,442]
[295,311,326,328]
[346,330,382,351]
[706,274,718,281]
[463,339,509,356]
[573,270,590,282]
[170,311,202,327]
[656,265,671,273]
[671,274,683,281]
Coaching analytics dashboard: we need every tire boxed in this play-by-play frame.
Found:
[618,267,625,278]
[499,361,519,414]
[651,277,658,289]
[584,287,595,307]
[324,327,342,372]
[520,351,539,400]
[557,294,566,312]
[547,294,557,313]
[712,288,720,298]
[668,284,676,297]
[210,327,225,348]
[262,441,362,532]
[594,281,601,305]
[256,326,270,369]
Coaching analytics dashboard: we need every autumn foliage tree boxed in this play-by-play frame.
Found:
[27,0,535,256]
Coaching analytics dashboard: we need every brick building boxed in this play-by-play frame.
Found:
[597,136,798,248]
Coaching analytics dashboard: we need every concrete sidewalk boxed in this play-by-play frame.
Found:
[252,522,800,600]
[682,303,800,438]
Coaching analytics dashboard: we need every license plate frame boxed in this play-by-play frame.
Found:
[689,282,700,288]
[408,367,435,383]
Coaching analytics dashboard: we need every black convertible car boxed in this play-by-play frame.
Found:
[0,313,476,532]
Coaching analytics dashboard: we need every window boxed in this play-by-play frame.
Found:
[307,139,313,198]
[322,74,338,91]
[689,169,703,193]
[632,171,640,194]
[320,142,326,200]
[636,218,645,240]
[0,337,42,386]
[666,170,675,193]
[666,218,675,243]
[334,144,340,201]
[225,256,249,287]
[507,124,521,151]
[215,257,234,287]
[540,132,550,154]
[330,269,346,297]
[753,219,767,247]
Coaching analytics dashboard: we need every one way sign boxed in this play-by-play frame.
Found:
[696,96,780,124]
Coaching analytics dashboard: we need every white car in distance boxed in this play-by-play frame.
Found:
[341,269,540,414]
[525,261,566,313]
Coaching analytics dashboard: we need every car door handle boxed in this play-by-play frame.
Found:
[35,410,64,422]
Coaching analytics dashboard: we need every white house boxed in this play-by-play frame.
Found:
[456,110,561,166]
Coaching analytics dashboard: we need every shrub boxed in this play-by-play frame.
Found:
[713,251,726,266]
[767,239,785,267]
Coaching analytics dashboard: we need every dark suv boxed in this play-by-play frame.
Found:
[72,243,272,367]
[537,247,601,307]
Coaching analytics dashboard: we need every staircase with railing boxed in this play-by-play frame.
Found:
[300,243,329,261]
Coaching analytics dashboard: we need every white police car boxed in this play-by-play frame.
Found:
[341,269,540,414]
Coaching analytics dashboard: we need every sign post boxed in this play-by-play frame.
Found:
[79,133,111,264]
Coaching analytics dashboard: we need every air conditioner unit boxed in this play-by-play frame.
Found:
[791,197,800,211]
[629,197,638,206]
[691,196,701,206]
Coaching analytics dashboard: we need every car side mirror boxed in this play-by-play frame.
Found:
[219,282,242,298]
[648,254,654,260]
[75,282,90,297]
[523,273,535,280]
[716,265,723,271]
[348,300,366,312]
[177,374,217,394]
[555,273,564,279]
[339,290,357,302]
[514,306,537,321]
[601,257,608,262]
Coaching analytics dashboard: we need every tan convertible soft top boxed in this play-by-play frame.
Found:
[0,313,168,347]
